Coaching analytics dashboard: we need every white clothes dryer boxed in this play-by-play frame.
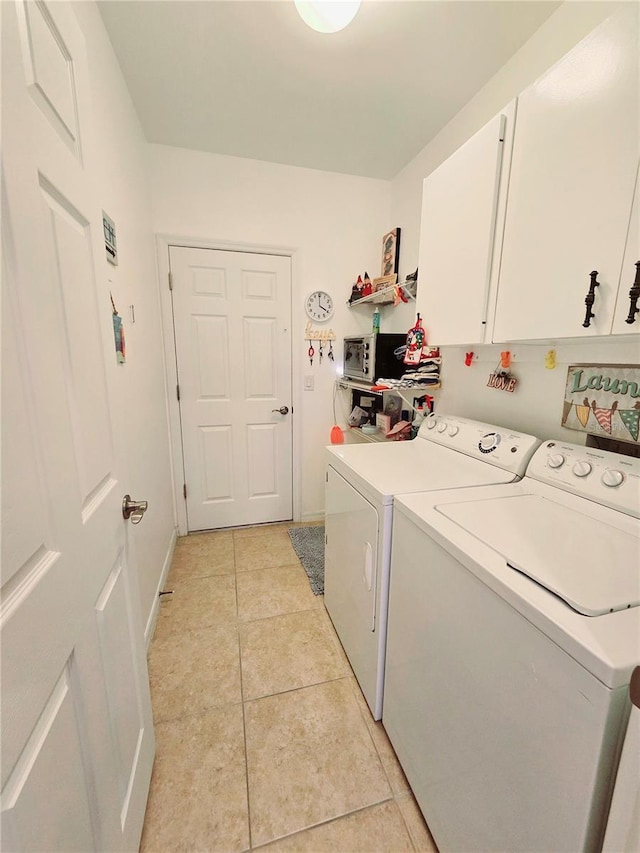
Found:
[603,666,640,853]
[324,415,539,719]
[383,440,640,853]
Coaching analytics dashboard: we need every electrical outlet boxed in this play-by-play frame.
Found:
[304,375,314,391]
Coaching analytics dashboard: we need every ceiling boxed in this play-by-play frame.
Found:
[98,0,561,179]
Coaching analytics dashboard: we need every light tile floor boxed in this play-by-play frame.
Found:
[140,523,439,853]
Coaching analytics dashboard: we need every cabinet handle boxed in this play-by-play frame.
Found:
[582,270,600,328]
[624,261,640,325]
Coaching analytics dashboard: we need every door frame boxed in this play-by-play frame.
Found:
[156,234,300,535]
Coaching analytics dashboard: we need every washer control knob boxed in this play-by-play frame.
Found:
[448,425,459,437]
[572,461,592,478]
[437,421,447,433]
[547,453,565,469]
[425,416,437,430]
[479,433,500,451]
[478,433,501,454]
[602,469,624,488]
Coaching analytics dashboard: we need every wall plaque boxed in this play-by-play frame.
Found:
[562,364,640,443]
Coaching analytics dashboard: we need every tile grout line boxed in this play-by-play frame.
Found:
[234,532,255,852]
[248,796,398,851]
[154,528,424,852]
[316,612,416,814]
[243,672,356,705]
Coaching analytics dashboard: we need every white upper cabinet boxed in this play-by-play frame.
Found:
[416,103,515,345]
[611,164,639,335]
[493,7,639,342]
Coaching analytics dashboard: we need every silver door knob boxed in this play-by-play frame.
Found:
[271,406,289,415]
[122,495,148,524]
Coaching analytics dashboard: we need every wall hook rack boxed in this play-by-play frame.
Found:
[304,321,336,342]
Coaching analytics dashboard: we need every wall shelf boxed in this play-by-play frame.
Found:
[347,279,417,307]
[348,426,392,443]
[337,378,440,396]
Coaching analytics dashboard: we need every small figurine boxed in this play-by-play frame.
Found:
[362,271,373,298]
[349,274,364,304]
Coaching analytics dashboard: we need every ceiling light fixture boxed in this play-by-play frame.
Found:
[294,1,361,34]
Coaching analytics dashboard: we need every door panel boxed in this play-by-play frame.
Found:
[39,178,116,509]
[243,317,277,397]
[247,424,278,496]
[18,0,81,155]
[493,8,638,341]
[201,427,233,500]
[611,164,639,335]
[2,3,154,849]
[416,110,509,345]
[170,245,292,530]
[2,666,96,853]
[194,315,229,397]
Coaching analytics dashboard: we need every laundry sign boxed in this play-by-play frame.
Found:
[562,364,640,443]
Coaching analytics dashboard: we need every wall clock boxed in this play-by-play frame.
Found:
[305,290,334,322]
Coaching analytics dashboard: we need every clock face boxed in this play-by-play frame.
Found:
[305,290,334,321]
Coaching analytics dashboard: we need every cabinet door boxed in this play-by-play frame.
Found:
[611,164,640,336]
[416,108,511,345]
[493,7,639,342]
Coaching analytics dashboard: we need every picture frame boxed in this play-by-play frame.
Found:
[372,274,397,292]
[372,274,397,304]
[561,363,640,444]
[381,227,401,277]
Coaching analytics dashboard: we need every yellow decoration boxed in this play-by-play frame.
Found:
[545,349,556,369]
[575,401,591,428]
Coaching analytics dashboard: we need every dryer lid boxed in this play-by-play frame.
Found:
[438,494,640,616]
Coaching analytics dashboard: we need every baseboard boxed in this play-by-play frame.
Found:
[301,511,325,523]
[144,527,177,651]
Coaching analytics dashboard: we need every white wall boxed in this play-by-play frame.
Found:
[390,0,638,444]
[72,3,176,639]
[148,145,391,518]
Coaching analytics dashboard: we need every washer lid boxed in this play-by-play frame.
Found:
[438,494,640,616]
[327,440,519,505]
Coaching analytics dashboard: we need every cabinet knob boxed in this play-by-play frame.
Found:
[624,261,640,325]
[582,270,600,328]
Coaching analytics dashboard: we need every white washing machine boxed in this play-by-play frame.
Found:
[324,415,540,720]
[602,665,640,853]
[383,440,640,853]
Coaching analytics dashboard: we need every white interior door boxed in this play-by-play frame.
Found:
[1,3,154,850]
[169,245,293,530]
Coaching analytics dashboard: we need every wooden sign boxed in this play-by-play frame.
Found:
[562,364,640,443]
[487,371,517,392]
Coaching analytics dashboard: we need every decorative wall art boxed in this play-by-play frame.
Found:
[373,274,397,292]
[487,351,517,392]
[562,364,640,443]
[371,274,397,304]
[110,293,125,364]
[381,227,401,277]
